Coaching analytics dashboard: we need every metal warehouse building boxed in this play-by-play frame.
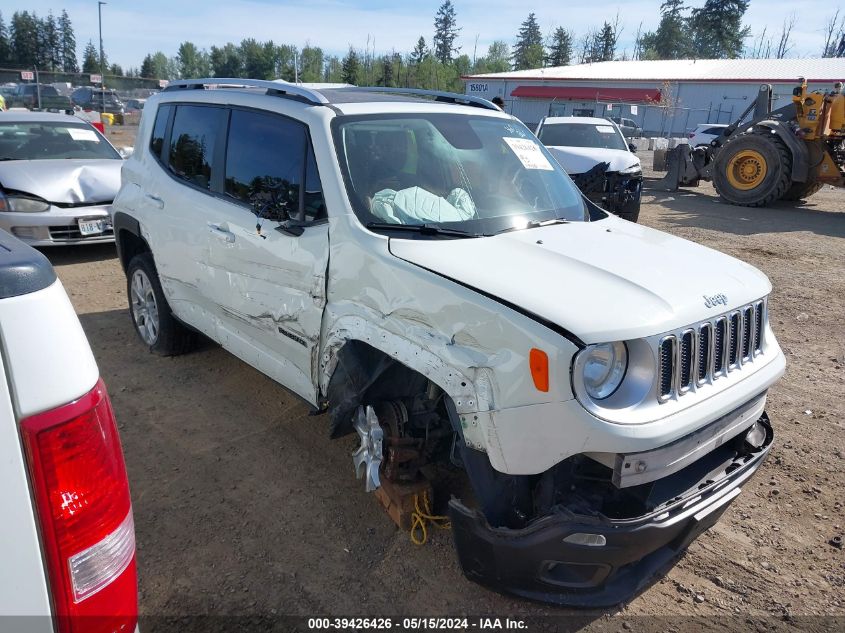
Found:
[463,58,845,134]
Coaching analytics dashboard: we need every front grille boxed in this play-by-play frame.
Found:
[49,225,114,241]
[657,300,765,402]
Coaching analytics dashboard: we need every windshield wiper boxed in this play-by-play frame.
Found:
[366,222,479,238]
[491,217,570,236]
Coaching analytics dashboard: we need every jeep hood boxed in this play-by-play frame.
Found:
[0,159,122,205]
[546,146,639,175]
[389,218,771,344]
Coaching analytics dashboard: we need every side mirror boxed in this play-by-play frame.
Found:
[118,146,134,159]
[628,143,637,153]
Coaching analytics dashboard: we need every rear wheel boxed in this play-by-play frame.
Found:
[713,132,792,207]
[127,252,196,356]
[780,179,824,201]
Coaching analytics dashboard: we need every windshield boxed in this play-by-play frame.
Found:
[0,121,121,161]
[333,113,587,236]
[538,122,627,151]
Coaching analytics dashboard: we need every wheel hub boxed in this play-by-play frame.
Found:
[130,269,159,345]
[726,149,768,191]
[352,405,383,492]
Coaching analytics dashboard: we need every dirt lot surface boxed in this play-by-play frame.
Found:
[43,138,844,629]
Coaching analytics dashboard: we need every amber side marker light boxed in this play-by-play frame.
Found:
[529,348,549,392]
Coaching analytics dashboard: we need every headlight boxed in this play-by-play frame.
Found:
[0,192,51,213]
[619,163,642,175]
[580,342,628,400]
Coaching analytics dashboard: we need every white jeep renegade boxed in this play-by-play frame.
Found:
[112,79,785,607]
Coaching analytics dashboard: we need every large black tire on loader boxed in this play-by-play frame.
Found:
[780,179,824,201]
[712,131,792,207]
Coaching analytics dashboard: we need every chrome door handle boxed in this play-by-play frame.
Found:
[208,224,235,243]
[145,194,164,209]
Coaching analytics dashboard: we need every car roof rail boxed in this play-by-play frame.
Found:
[339,87,500,111]
[161,78,330,105]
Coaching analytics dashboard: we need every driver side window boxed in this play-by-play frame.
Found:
[224,109,325,222]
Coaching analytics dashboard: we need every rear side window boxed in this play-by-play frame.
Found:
[149,104,172,159]
[224,109,325,221]
[168,105,226,190]
[706,127,725,135]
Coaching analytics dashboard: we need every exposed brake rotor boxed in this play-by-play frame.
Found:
[352,405,383,492]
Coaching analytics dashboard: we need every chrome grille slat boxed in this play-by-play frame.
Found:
[656,299,766,403]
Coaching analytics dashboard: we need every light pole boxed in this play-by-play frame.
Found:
[98,1,107,114]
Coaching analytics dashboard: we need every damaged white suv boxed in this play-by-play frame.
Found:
[112,79,785,607]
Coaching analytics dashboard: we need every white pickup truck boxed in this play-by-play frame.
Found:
[0,230,137,632]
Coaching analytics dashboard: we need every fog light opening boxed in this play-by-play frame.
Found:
[562,532,607,547]
[744,420,766,450]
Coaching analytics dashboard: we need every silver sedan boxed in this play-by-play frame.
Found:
[0,112,123,246]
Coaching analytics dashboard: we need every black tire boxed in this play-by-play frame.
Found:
[780,179,824,202]
[126,252,196,356]
[712,132,792,207]
[611,198,641,222]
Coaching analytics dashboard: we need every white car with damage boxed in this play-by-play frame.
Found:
[112,79,784,607]
[537,116,643,223]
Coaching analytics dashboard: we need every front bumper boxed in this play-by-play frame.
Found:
[569,163,642,211]
[449,413,773,607]
[0,204,114,246]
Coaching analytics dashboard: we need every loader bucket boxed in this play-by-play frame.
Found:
[651,145,712,192]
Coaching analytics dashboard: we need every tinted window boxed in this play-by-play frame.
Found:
[150,104,171,159]
[168,105,225,190]
[304,145,325,221]
[705,127,725,135]
[224,109,309,220]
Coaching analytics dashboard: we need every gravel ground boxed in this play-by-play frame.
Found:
[43,136,844,630]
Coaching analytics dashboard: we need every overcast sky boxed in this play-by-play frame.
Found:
[13,0,842,70]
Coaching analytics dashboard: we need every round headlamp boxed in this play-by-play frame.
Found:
[581,341,628,400]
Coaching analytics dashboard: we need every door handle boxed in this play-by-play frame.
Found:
[208,223,235,243]
[145,193,164,209]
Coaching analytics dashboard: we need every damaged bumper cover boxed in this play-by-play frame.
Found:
[569,162,642,211]
[448,413,773,608]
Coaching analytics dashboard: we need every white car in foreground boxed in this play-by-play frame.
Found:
[112,79,783,607]
[0,231,137,630]
[536,116,643,222]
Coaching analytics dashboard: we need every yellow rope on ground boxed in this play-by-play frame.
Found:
[410,490,451,545]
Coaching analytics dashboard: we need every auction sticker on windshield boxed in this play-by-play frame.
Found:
[66,127,100,142]
[503,137,554,170]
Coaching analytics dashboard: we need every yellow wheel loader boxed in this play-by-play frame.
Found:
[657,80,845,206]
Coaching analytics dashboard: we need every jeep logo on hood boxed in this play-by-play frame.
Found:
[703,293,728,309]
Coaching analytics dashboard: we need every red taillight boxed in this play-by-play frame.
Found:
[21,379,137,633]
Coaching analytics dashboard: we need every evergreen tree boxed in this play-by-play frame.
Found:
[11,11,40,68]
[0,11,11,65]
[378,55,394,86]
[42,12,61,70]
[546,27,573,67]
[411,36,428,65]
[82,40,99,73]
[689,0,750,58]
[647,0,692,59]
[512,13,544,70]
[109,63,123,76]
[341,47,360,84]
[432,0,460,64]
[58,10,78,72]
[590,21,618,62]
